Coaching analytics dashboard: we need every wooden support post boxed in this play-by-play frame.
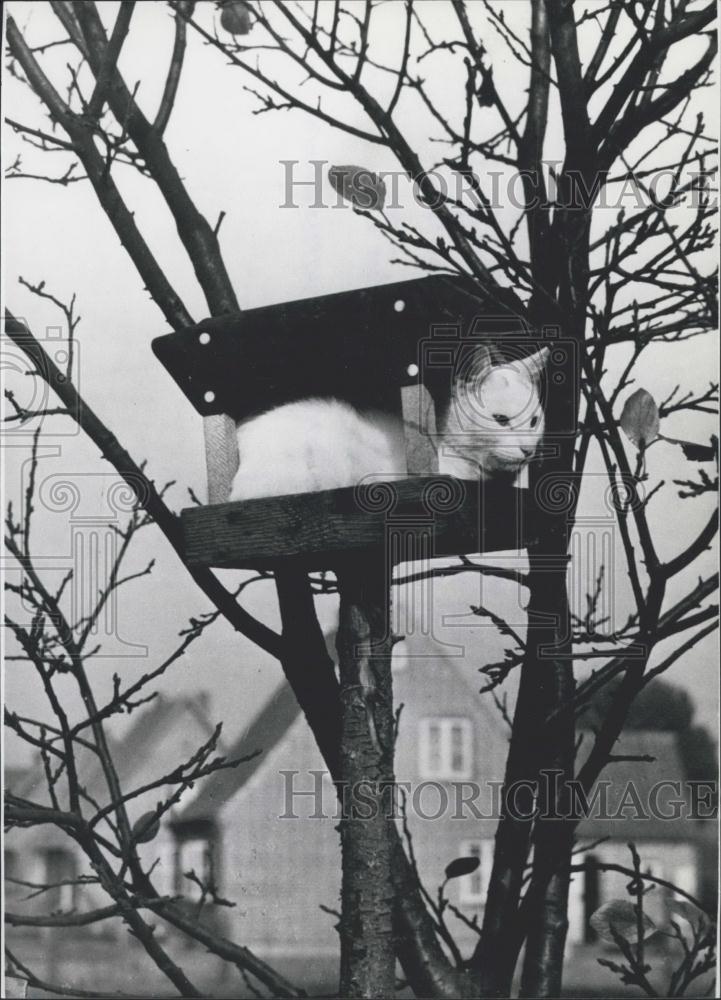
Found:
[335,555,396,999]
[203,413,238,504]
[401,383,438,475]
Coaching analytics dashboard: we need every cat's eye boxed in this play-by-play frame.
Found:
[530,415,538,428]
[492,414,510,426]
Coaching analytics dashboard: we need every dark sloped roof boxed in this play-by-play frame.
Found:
[177,634,509,824]
[14,694,223,807]
[396,632,508,738]
[577,730,698,842]
[177,681,302,823]
[84,694,220,799]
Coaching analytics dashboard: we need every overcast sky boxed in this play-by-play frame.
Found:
[2,1,718,766]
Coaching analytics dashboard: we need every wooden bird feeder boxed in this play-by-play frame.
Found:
[152,275,568,570]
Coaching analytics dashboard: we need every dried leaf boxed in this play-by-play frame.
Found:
[619,388,660,448]
[590,899,657,945]
[132,810,160,843]
[666,898,711,938]
[680,435,718,463]
[220,1,253,36]
[476,74,495,107]
[444,856,480,880]
[328,164,386,211]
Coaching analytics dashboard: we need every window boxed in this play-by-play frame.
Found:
[176,837,213,898]
[42,848,77,911]
[392,640,409,672]
[671,863,697,897]
[458,840,493,906]
[583,854,600,943]
[152,840,177,899]
[419,718,473,779]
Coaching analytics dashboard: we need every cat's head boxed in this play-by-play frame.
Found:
[444,345,549,477]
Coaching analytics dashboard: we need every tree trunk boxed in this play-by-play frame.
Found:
[276,567,472,997]
[335,556,397,999]
[516,191,590,996]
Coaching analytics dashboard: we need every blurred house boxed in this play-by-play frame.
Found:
[569,730,705,943]
[168,639,711,958]
[171,636,509,958]
[4,639,713,978]
[4,692,221,924]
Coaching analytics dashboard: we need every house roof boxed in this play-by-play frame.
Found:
[178,680,302,823]
[11,692,222,807]
[577,729,697,842]
[177,633,509,824]
[175,680,703,846]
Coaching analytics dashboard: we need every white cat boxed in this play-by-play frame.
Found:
[228,345,549,501]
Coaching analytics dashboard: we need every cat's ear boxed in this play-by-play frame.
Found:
[524,346,550,383]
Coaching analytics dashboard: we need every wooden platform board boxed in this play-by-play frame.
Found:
[181,476,539,570]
